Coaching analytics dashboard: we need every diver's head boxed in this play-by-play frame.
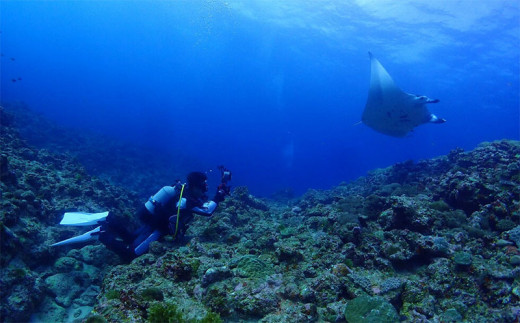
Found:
[187,171,208,196]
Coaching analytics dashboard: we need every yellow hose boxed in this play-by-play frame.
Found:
[173,184,185,240]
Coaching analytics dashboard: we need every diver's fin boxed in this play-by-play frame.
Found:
[59,211,109,226]
[51,226,101,247]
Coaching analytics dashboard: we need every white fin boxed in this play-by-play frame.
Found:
[59,211,109,226]
[51,226,100,247]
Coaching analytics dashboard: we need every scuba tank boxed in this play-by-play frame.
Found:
[145,185,179,214]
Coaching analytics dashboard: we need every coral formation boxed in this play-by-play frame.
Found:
[2,102,194,199]
[344,295,400,323]
[1,106,139,322]
[1,105,519,322]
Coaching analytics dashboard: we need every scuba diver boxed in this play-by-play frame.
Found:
[68,167,232,261]
[98,167,231,260]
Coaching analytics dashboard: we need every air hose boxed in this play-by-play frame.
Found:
[172,184,185,240]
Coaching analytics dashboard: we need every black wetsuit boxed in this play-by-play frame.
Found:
[99,184,221,261]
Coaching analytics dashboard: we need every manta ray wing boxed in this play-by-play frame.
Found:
[362,52,439,137]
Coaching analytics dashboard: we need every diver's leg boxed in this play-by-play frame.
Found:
[101,214,135,243]
[132,227,162,256]
[97,230,136,261]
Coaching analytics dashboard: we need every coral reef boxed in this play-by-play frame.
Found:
[89,140,519,322]
[1,104,519,322]
[1,106,140,322]
[344,295,399,323]
[2,102,196,199]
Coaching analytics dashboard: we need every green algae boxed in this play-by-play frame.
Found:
[140,287,164,302]
[453,252,473,266]
[146,302,222,323]
[85,315,107,323]
[8,268,27,280]
[105,290,120,300]
[199,311,223,323]
[430,200,451,212]
[344,295,399,323]
[147,303,184,323]
[235,255,272,279]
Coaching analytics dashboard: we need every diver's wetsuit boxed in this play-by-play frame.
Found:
[98,184,221,261]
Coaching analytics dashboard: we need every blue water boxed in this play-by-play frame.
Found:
[1,1,519,196]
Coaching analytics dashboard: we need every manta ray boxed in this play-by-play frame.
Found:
[362,52,446,137]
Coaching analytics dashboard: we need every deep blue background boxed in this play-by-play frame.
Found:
[2,1,519,196]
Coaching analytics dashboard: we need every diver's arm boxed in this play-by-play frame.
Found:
[176,197,217,216]
[191,201,218,217]
[190,179,230,216]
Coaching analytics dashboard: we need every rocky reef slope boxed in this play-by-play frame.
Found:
[1,104,519,322]
[1,106,142,322]
[90,140,520,322]
[2,102,196,199]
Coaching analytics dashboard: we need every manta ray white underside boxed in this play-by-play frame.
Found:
[362,52,445,137]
